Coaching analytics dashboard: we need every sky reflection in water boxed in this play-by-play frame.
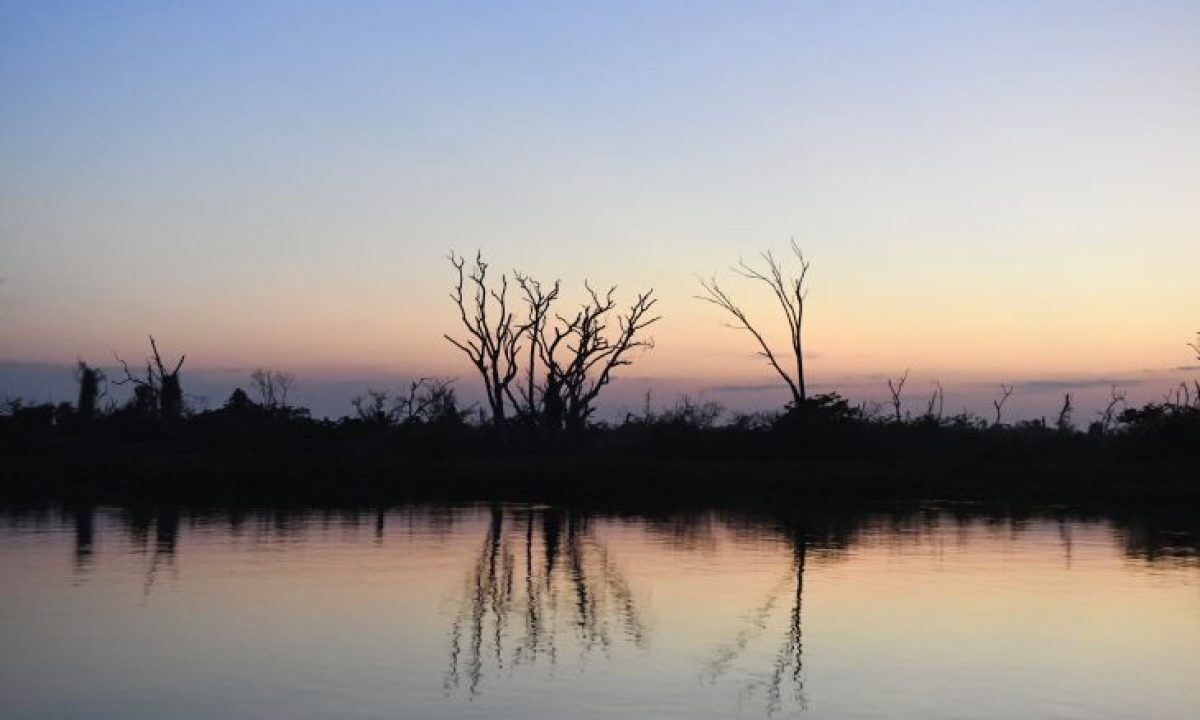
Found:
[1,505,1198,719]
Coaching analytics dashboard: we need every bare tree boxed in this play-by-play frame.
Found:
[353,378,466,426]
[1055,393,1074,431]
[448,251,659,431]
[445,252,523,425]
[920,380,945,424]
[536,283,660,431]
[250,367,295,409]
[1164,382,1200,410]
[351,390,393,425]
[1190,331,1199,360]
[514,273,561,422]
[886,369,909,423]
[1097,385,1126,433]
[698,241,811,407]
[114,336,186,420]
[992,383,1014,427]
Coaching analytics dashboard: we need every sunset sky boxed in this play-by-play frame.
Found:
[2,1,1197,418]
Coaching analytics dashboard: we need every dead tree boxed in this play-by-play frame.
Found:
[922,381,945,424]
[114,336,186,420]
[353,378,466,426]
[536,284,659,431]
[448,251,659,431]
[992,383,1014,427]
[698,241,810,407]
[886,369,909,423]
[1097,385,1126,433]
[251,367,295,409]
[1190,332,1199,360]
[74,362,104,421]
[445,252,524,425]
[1055,393,1074,431]
[514,273,561,423]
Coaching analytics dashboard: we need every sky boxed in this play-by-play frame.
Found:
[1,1,1197,419]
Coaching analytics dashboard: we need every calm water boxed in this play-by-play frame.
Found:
[2,505,1198,720]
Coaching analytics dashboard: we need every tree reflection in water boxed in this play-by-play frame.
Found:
[71,505,95,581]
[444,505,647,697]
[701,521,810,716]
[13,500,1199,713]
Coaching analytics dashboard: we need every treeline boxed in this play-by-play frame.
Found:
[1,249,1197,505]
[1,347,1196,475]
[4,367,1197,458]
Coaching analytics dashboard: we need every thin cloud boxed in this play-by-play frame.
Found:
[708,383,781,393]
[1009,378,1148,393]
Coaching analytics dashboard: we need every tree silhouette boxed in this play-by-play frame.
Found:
[992,383,1014,427]
[250,367,295,410]
[513,273,561,423]
[1189,331,1199,360]
[887,369,909,423]
[74,362,104,421]
[352,378,466,426]
[921,381,945,424]
[1055,393,1074,431]
[447,251,659,430]
[698,241,811,407]
[114,336,186,421]
[446,252,522,426]
[533,283,659,431]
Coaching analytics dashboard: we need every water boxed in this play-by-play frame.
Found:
[1,504,1197,719]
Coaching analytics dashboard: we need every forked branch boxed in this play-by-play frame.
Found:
[697,241,810,406]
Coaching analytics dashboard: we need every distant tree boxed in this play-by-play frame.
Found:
[74,362,104,421]
[991,383,1014,427]
[447,251,659,431]
[1055,393,1074,432]
[352,378,468,426]
[250,367,295,410]
[351,390,393,426]
[920,381,945,425]
[698,241,811,407]
[1190,331,1199,360]
[513,273,560,423]
[223,388,257,413]
[114,336,186,421]
[886,370,909,423]
[1095,385,1126,434]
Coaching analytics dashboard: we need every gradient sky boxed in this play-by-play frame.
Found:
[2,1,1197,416]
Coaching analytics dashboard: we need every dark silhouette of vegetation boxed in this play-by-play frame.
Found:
[114,336,186,421]
[886,370,909,423]
[1055,393,1074,432]
[446,250,659,432]
[74,362,104,422]
[1094,385,1127,434]
[920,381,946,425]
[699,241,811,407]
[250,367,295,410]
[351,377,467,427]
[0,280,1196,508]
[992,383,1014,427]
[446,252,523,427]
